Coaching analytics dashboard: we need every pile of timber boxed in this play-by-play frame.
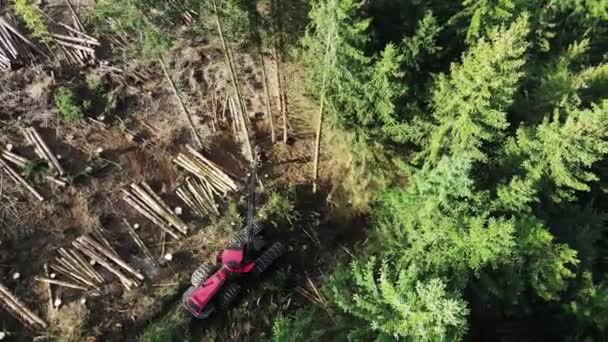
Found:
[173,145,240,196]
[71,233,143,291]
[122,182,188,240]
[48,0,99,66]
[0,151,44,201]
[0,283,47,330]
[23,127,65,177]
[123,219,157,267]
[176,176,220,217]
[0,146,67,187]
[0,15,44,70]
[44,246,106,292]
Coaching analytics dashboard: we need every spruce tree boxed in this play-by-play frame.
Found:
[332,258,469,341]
[424,15,529,164]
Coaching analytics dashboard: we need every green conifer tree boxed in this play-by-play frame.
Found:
[332,258,469,341]
[424,15,529,164]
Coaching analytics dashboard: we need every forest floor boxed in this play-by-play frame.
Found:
[0,34,357,341]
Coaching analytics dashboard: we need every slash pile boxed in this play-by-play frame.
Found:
[122,181,189,240]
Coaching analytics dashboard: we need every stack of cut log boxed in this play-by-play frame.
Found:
[0,151,44,201]
[176,176,220,217]
[71,233,144,291]
[0,15,44,70]
[23,127,65,177]
[173,145,240,196]
[0,283,47,330]
[49,0,99,66]
[122,182,189,240]
[123,219,157,267]
[44,246,106,292]
[0,146,67,188]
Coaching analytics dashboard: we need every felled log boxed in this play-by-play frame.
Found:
[124,219,157,267]
[122,182,187,238]
[0,283,47,329]
[176,177,219,217]
[34,277,88,291]
[25,127,65,176]
[78,235,144,281]
[0,157,44,201]
[173,146,239,196]
[72,240,137,290]
[122,191,180,239]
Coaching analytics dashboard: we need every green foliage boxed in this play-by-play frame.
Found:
[271,310,330,342]
[374,157,515,283]
[89,0,175,61]
[424,15,529,163]
[506,100,608,200]
[54,86,85,122]
[258,189,297,229]
[138,308,190,342]
[332,258,469,341]
[11,0,51,43]
[567,272,608,337]
[515,216,579,300]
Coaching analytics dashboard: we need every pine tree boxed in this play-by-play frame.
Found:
[332,258,469,341]
[424,15,529,164]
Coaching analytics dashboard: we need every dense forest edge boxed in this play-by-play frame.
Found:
[1,0,608,340]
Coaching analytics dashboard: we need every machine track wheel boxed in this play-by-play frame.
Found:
[217,283,241,312]
[229,223,264,246]
[191,263,218,286]
[252,242,286,276]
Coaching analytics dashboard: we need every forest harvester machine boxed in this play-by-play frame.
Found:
[182,149,286,319]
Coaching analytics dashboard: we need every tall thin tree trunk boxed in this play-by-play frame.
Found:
[312,33,333,194]
[213,0,253,161]
[158,56,203,149]
[260,51,276,143]
[273,47,288,143]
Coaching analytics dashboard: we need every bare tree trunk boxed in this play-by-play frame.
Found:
[312,33,333,194]
[213,0,253,161]
[158,56,203,149]
[260,51,276,143]
[273,47,289,143]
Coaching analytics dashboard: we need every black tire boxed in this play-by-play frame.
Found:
[229,222,263,246]
[191,263,218,286]
[217,282,241,312]
[252,242,286,276]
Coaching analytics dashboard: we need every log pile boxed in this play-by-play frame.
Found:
[123,219,157,267]
[0,283,47,330]
[0,151,44,201]
[0,146,67,187]
[176,176,220,217]
[173,145,240,196]
[46,246,105,292]
[0,16,44,70]
[122,182,188,240]
[1,1,98,70]
[23,127,65,177]
[48,0,99,66]
[71,234,144,291]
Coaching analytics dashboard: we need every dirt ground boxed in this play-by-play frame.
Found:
[0,23,351,339]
